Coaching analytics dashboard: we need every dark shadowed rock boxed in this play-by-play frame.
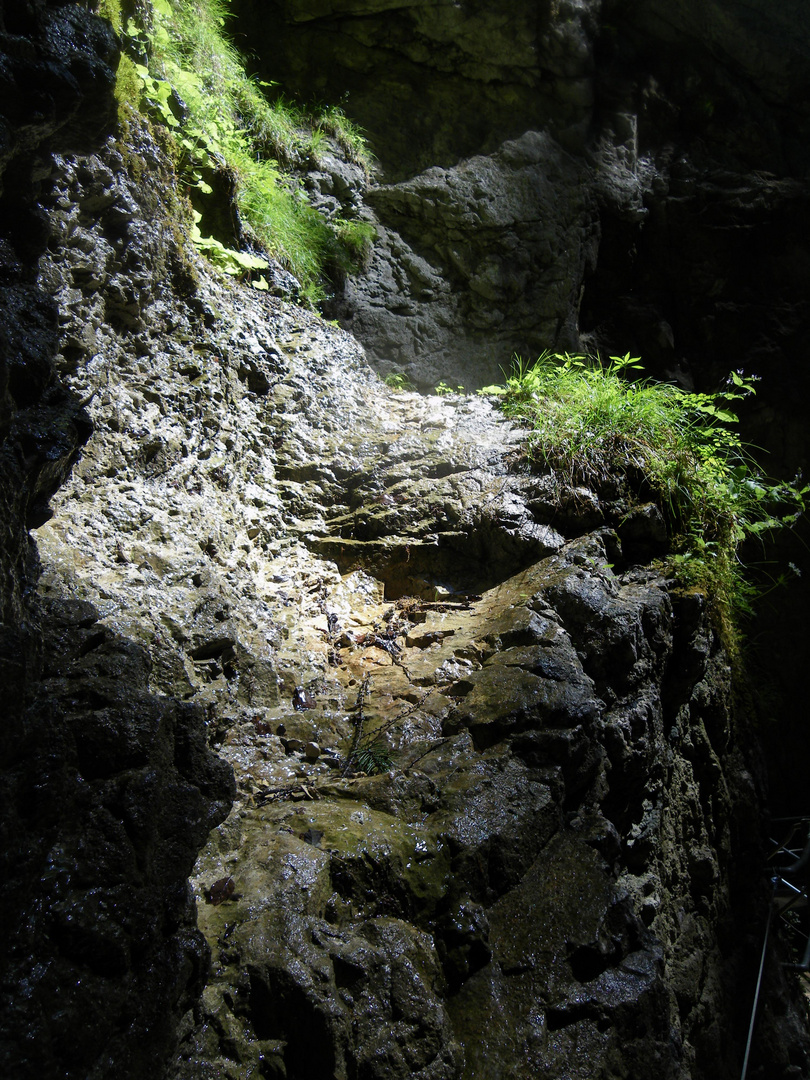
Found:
[0,4,233,1077]
[1,1,809,1078]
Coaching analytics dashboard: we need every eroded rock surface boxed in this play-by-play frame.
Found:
[0,5,234,1076]
[234,0,810,433]
[337,131,598,388]
[1,2,809,1078]
[231,0,810,832]
[169,535,770,1080]
[14,108,807,1078]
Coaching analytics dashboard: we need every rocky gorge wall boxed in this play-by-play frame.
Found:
[1,1,809,1079]
[24,122,810,1077]
[234,0,810,814]
[233,0,810,406]
[0,3,234,1076]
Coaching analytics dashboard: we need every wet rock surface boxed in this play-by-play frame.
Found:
[10,109,803,1077]
[0,2,809,1078]
[0,4,233,1077]
[2,596,234,1079]
[234,0,810,844]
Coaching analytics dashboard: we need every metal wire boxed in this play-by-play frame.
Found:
[740,877,778,1080]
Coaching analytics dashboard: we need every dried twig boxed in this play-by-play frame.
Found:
[342,673,370,776]
[255,782,321,805]
[401,737,449,774]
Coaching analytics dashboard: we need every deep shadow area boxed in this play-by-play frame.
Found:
[228,0,571,179]
[0,3,234,1075]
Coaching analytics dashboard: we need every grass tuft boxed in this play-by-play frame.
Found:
[481,351,807,646]
[315,105,376,176]
[116,0,373,304]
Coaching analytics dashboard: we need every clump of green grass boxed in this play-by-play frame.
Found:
[383,372,415,392]
[481,351,806,643]
[119,0,373,304]
[315,105,376,177]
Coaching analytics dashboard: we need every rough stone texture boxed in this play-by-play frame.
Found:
[222,0,810,687]
[233,0,810,819]
[1,1,809,1078]
[1,597,234,1079]
[337,131,598,389]
[166,527,804,1080]
[231,0,598,179]
[227,0,608,388]
[0,4,233,1077]
[0,0,119,186]
[0,0,118,713]
[232,0,810,395]
[16,111,807,1077]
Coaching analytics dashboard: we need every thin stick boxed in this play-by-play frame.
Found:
[740,877,778,1080]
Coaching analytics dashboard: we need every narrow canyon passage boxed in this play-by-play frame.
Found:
[1,1,809,1078]
[27,137,806,1074]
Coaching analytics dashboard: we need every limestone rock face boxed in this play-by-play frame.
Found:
[232,0,602,388]
[0,0,119,186]
[8,105,802,1077]
[232,0,810,811]
[339,131,598,389]
[0,5,234,1077]
[1,2,809,1079]
[2,596,234,1079]
[0,0,118,711]
[233,0,810,432]
[231,0,597,179]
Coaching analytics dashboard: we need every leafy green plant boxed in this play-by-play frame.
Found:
[354,741,393,776]
[481,351,807,642]
[435,380,465,395]
[384,372,414,392]
[119,0,374,304]
[189,211,272,285]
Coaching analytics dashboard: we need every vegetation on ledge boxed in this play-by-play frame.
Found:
[482,352,807,647]
[99,0,375,304]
